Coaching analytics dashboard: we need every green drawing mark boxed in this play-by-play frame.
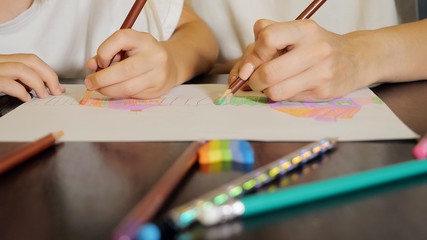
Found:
[314,101,333,106]
[278,101,304,106]
[216,96,226,105]
[373,97,383,104]
[335,100,355,106]
[224,96,269,106]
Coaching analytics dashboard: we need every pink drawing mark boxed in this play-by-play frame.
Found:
[82,98,166,111]
[81,94,383,121]
[268,97,382,121]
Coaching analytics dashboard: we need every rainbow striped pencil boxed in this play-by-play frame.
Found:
[198,158,427,226]
[163,138,336,230]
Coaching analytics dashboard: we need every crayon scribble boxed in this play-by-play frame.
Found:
[82,98,165,111]
[82,95,382,121]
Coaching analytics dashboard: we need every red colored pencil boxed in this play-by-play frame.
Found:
[0,131,64,174]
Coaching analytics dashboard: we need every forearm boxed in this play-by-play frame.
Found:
[346,19,427,85]
[161,5,218,85]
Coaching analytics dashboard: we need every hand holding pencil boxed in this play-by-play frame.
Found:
[81,0,148,104]
[82,1,218,103]
[217,0,327,105]
[81,2,182,101]
[84,29,181,99]
[218,0,384,104]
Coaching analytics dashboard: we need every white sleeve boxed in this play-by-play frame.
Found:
[142,0,184,41]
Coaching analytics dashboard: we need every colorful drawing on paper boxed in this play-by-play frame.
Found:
[269,97,383,121]
[82,98,166,111]
[81,95,383,121]
[81,96,213,111]
[221,96,384,121]
[222,96,269,106]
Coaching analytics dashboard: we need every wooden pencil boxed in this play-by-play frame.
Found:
[80,0,148,105]
[216,0,328,105]
[112,140,205,240]
[0,131,64,175]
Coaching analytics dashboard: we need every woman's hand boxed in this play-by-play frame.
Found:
[231,19,382,101]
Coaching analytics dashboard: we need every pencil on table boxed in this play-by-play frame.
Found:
[112,140,205,240]
[199,158,427,226]
[80,0,148,105]
[0,131,64,175]
[135,138,336,240]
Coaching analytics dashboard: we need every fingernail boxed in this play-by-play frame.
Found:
[54,87,61,95]
[59,84,66,93]
[43,90,49,98]
[239,63,254,80]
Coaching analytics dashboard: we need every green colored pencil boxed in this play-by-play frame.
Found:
[199,159,427,225]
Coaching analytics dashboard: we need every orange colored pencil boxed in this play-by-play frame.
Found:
[80,0,148,105]
[0,131,64,174]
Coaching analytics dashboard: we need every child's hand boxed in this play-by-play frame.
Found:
[85,29,179,99]
[231,19,379,101]
[0,54,63,102]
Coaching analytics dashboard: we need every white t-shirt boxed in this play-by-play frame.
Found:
[0,0,183,78]
[186,0,400,63]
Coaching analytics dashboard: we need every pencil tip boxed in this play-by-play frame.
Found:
[216,89,233,105]
[53,130,65,140]
[80,90,94,105]
[215,96,226,105]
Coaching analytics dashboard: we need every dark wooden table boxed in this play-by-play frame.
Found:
[1,75,427,240]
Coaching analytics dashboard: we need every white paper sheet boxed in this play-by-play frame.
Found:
[0,84,417,142]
